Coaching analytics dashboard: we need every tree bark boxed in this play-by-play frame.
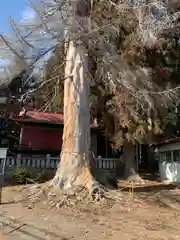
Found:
[123,142,145,185]
[123,141,144,183]
[123,141,137,178]
[52,39,98,193]
[52,0,100,194]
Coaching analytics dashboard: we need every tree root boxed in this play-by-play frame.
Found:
[125,174,145,185]
[22,180,123,210]
[21,164,124,209]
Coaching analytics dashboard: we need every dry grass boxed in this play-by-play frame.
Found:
[0,179,180,240]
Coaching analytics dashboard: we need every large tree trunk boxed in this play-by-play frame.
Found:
[123,141,144,183]
[52,40,98,192]
[124,141,137,178]
[52,0,100,194]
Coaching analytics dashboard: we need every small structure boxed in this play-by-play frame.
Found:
[14,109,114,157]
[0,110,123,181]
[155,137,180,182]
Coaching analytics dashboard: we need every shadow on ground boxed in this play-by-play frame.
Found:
[140,173,161,181]
[121,184,177,193]
[118,173,177,194]
[0,201,17,205]
[0,214,68,240]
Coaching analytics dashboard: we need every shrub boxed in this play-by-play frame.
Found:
[13,167,30,184]
[37,169,50,183]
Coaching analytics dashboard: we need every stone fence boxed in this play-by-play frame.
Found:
[0,154,124,181]
[0,154,122,170]
[4,154,59,170]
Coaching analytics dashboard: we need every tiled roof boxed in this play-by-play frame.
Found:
[15,110,98,128]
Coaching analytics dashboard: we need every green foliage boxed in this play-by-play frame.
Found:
[36,169,50,183]
[12,167,52,185]
[12,167,30,184]
[165,104,180,136]
[166,105,179,126]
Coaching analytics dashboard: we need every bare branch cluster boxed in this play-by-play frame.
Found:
[0,0,179,89]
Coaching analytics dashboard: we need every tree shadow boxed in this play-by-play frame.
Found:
[9,226,68,240]
[0,200,19,205]
[140,173,161,182]
[121,183,177,193]
[1,214,69,240]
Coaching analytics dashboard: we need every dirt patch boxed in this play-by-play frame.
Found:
[0,179,180,240]
[0,232,12,240]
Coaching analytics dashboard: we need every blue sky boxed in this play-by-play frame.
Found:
[0,0,28,35]
[0,0,52,70]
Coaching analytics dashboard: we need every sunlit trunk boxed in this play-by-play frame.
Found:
[53,0,101,193]
[52,0,99,193]
[53,40,96,191]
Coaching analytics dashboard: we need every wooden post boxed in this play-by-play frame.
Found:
[0,157,6,204]
[17,154,21,166]
[0,148,8,204]
[46,154,51,169]
[105,134,108,158]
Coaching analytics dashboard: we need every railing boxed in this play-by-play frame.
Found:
[0,154,123,171]
[95,157,122,169]
[3,154,59,169]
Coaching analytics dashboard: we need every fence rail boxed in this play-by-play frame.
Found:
[95,157,122,169]
[0,154,123,171]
